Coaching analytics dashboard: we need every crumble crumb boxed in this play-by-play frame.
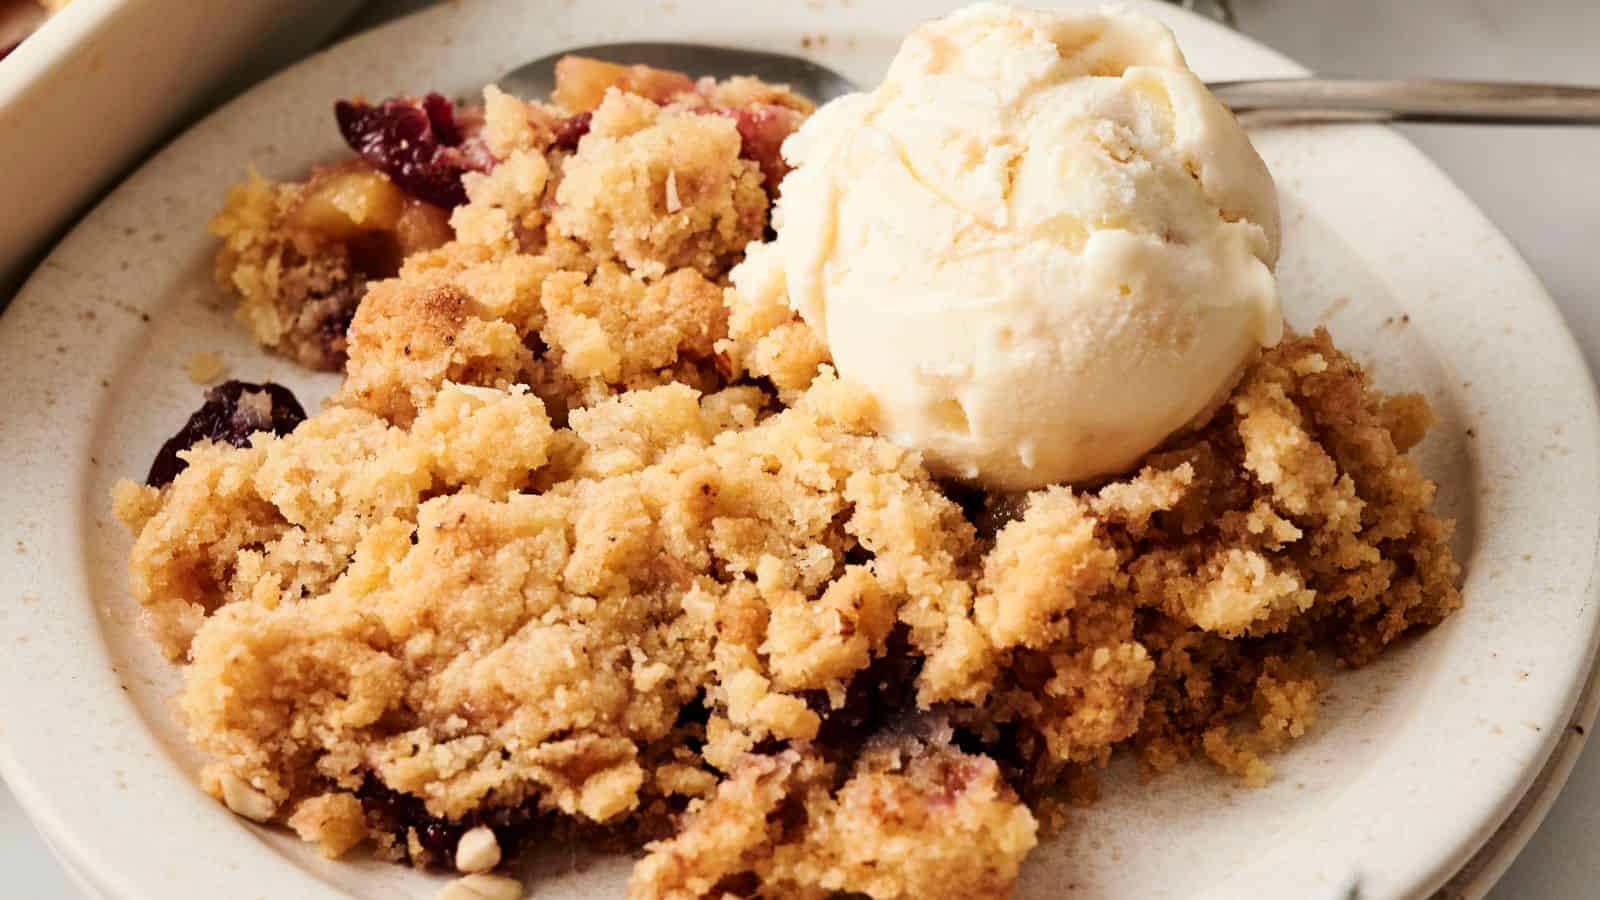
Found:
[184,351,226,384]
[289,792,369,858]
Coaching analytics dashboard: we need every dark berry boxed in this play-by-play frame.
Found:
[145,381,307,487]
[422,92,462,145]
[357,777,456,865]
[334,93,484,208]
[416,820,465,861]
[729,104,804,194]
[356,775,538,869]
[550,111,592,152]
[306,275,368,371]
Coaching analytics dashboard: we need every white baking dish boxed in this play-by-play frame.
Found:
[0,0,363,293]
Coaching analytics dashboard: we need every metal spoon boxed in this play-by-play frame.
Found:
[500,42,1600,126]
[500,42,856,110]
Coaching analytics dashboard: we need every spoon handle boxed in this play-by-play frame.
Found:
[1209,79,1600,125]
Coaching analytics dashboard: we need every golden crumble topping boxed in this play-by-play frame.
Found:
[119,60,1460,899]
[553,91,769,279]
[631,729,1039,900]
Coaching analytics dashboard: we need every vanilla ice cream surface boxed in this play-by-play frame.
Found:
[742,2,1283,490]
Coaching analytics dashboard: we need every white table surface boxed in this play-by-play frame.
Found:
[3,1,1596,897]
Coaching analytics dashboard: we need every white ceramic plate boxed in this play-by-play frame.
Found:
[2,2,1597,899]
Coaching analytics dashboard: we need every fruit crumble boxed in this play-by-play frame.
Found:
[115,21,1460,900]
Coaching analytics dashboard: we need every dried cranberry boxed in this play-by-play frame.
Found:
[334,93,484,208]
[730,104,805,194]
[422,93,461,144]
[550,111,592,152]
[358,777,456,862]
[358,777,454,865]
[416,820,465,861]
[0,41,19,62]
[146,381,306,487]
[357,775,539,869]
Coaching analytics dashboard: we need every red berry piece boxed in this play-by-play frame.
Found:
[146,381,307,486]
[731,104,805,194]
[334,93,485,208]
[550,111,593,152]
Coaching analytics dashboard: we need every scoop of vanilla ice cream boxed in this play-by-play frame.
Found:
[751,2,1282,489]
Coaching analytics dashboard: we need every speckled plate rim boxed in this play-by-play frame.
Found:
[1438,640,1600,900]
[0,2,1597,899]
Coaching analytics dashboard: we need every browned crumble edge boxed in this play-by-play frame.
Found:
[113,59,1459,900]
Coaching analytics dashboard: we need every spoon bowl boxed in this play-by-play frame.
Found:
[499,42,859,106]
[500,41,1600,126]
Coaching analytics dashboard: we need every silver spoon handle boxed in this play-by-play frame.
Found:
[1209,79,1600,125]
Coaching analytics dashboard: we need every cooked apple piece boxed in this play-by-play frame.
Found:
[553,55,696,112]
[287,162,405,242]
